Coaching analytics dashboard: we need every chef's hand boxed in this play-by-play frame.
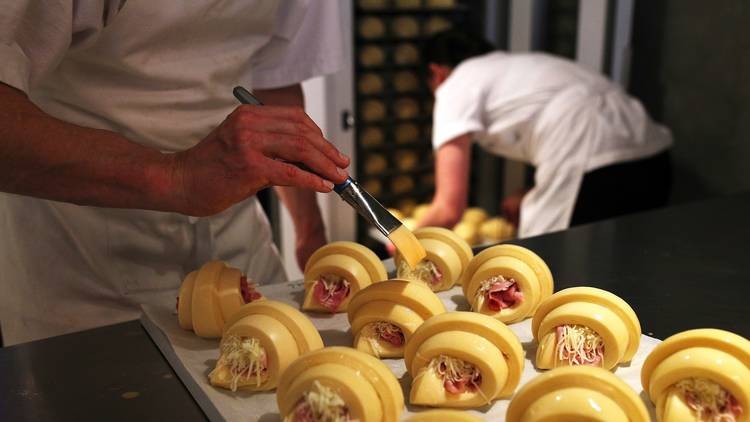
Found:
[169,105,349,216]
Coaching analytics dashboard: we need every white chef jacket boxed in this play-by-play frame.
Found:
[0,0,343,345]
[433,52,672,238]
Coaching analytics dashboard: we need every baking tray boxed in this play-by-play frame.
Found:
[140,274,660,421]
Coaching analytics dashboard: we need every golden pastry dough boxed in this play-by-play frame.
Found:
[406,410,483,422]
[348,279,445,358]
[208,300,323,392]
[303,242,387,313]
[364,153,388,175]
[507,366,650,422]
[358,73,384,94]
[533,287,641,371]
[387,208,405,222]
[426,0,456,8]
[461,207,488,226]
[360,126,384,148]
[398,198,417,217]
[395,98,419,119]
[359,17,386,39]
[462,244,554,324]
[392,16,419,38]
[452,221,478,246]
[362,179,382,196]
[479,217,515,243]
[391,175,415,194]
[361,100,386,122]
[405,312,524,408]
[394,71,420,92]
[395,227,473,292]
[424,16,452,34]
[641,329,750,422]
[359,0,388,10]
[394,43,420,65]
[395,150,418,170]
[359,45,386,67]
[277,347,404,422]
[178,261,264,338]
[412,203,431,221]
[395,123,420,144]
[401,217,417,231]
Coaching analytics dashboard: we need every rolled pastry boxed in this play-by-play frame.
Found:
[347,279,446,358]
[461,244,553,323]
[277,347,405,422]
[359,45,386,67]
[506,366,650,422]
[362,179,383,196]
[412,203,431,221]
[452,221,478,246]
[406,410,483,422]
[426,0,456,7]
[362,100,386,122]
[402,217,417,231]
[359,73,384,95]
[359,0,388,10]
[387,208,405,222]
[424,16,452,35]
[364,153,388,175]
[360,126,384,148]
[396,150,419,171]
[395,227,473,292]
[641,328,750,422]
[479,217,515,243]
[394,71,420,93]
[303,242,387,313]
[398,199,417,217]
[395,122,420,144]
[208,300,323,391]
[461,207,488,226]
[405,311,524,408]
[394,43,420,65]
[359,17,386,39]
[532,287,641,371]
[391,175,415,194]
[177,260,263,338]
[392,16,419,38]
[395,98,420,119]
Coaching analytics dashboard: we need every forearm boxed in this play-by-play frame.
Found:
[0,83,175,211]
[415,134,471,229]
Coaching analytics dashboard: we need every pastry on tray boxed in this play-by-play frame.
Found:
[347,279,446,358]
[506,366,650,422]
[641,328,749,422]
[405,409,483,421]
[532,286,641,371]
[404,312,524,408]
[276,347,404,422]
[303,241,387,313]
[208,300,323,392]
[461,244,554,324]
[177,260,263,338]
[395,227,473,292]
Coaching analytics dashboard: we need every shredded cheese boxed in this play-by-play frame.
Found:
[397,259,442,288]
[473,275,517,311]
[555,325,605,366]
[675,378,741,422]
[295,380,355,422]
[363,321,403,357]
[427,355,488,403]
[219,335,268,391]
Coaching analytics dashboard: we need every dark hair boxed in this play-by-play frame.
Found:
[421,29,495,72]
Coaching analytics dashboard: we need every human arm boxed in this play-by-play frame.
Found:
[254,84,339,270]
[415,134,472,229]
[0,82,349,216]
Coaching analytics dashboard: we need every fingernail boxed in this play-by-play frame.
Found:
[336,167,348,178]
[324,180,334,190]
[338,151,349,163]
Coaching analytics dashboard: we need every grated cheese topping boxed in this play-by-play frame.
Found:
[555,324,605,366]
[675,377,742,422]
[317,274,350,302]
[294,380,356,422]
[428,354,486,402]
[219,335,268,391]
[397,259,442,288]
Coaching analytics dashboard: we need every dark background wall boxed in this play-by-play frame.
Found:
[630,0,750,203]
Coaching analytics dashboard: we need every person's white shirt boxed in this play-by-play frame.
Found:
[0,0,343,345]
[433,51,672,237]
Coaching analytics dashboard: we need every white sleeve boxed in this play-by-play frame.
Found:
[250,0,344,89]
[0,0,122,93]
[431,63,487,150]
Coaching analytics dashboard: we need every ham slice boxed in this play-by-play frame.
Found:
[312,275,350,311]
[240,276,263,303]
[293,401,315,422]
[379,328,404,347]
[486,280,523,311]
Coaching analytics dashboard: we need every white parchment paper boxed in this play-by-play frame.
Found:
[141,279,659,421]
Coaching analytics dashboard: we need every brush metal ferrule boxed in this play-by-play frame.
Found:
[334,177,401,237]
